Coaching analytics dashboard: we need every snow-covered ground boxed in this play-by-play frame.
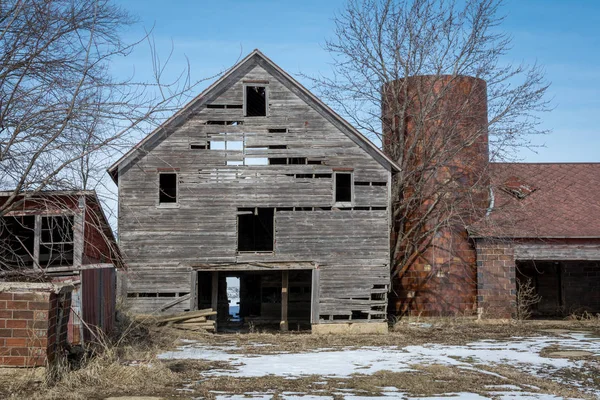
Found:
[159,329,600,399]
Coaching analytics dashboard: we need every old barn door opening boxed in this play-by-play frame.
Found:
[194,266,317,332]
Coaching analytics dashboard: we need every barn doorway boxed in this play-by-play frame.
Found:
[516,260,600,317]
[195,268,315,332]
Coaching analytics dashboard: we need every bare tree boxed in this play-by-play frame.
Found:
[0,0,225,274]
[306,0,551,314]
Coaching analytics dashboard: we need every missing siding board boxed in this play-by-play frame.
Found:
[268,128,287,133]
[159,173,177,204]
[206,104,243,109]
[355,181,371,186]
[289,157,307,165]
[206,120,244,125]
[268,145,287,149]
[237,208,274,252]
[269,158,287,165]
[245,86,267,117]
[372,182,387,186]
[308,160,323,165]
[190,144,209,150]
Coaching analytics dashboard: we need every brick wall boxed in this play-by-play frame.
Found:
[475,239,516,318]
[0,283,72,367]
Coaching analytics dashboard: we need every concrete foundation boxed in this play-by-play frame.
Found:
[311,322,388,335]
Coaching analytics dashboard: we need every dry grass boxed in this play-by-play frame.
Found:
[171,362,594,399]
[1,316,599,399]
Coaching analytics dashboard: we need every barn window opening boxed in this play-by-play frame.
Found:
[245,86,267,117]
[334,172,353,203]
[159,173,178,204]
[237,208,274,252]
[40,216,74,267]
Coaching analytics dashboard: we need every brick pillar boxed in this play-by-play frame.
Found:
[475,239,516,318]
[0,283,73,367]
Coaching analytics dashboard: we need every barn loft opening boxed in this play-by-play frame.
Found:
[335,172,352,203]
[245,86,267,117]
[237,208,274,252]
[159,173,177,204]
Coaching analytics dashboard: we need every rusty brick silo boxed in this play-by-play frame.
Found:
[383,75,489,316]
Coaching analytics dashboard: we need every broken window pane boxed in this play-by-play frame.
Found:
[237,208,274,252]
[335,173,352,203]
[245,86,267,117]
[159,173,177,204]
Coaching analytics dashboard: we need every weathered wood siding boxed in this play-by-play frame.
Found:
[118,58,391,320]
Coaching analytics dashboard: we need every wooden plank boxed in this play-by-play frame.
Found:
[33,215,41,269]
[156,309,216,324]
[311,268,321,324]
[280,270,289,332]
[211,271,218,330]
[160,293,191,312]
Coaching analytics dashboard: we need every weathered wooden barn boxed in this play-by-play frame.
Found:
[109,50,399,331]
[111,49,600,326]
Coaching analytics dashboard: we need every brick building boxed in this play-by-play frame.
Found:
[471,163,600,318]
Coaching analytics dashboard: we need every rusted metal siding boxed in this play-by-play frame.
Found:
[81,265,116,342]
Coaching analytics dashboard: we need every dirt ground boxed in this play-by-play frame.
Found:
[1,318,599,400]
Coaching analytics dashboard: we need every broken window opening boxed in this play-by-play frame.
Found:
[237,208,274,252]
[0,216,36,268]
[159,173,178,204]
[334,172,353,203]
[245,86,267,117]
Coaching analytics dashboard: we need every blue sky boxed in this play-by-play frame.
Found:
[115,0,600,163]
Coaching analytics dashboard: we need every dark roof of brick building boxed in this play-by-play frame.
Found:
[470,163,600,238]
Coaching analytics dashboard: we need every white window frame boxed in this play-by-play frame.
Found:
[333,171,354,207]
[157,171,179,208]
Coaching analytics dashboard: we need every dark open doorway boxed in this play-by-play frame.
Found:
[196,269,314,332]
[517,260,600,317]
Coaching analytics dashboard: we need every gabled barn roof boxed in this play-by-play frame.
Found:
[108,49,400,183]
[470,163,600,238]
